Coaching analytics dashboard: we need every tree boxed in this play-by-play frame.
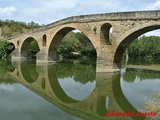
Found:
[128,35,160,59]
[0,41,15,59]
[29,40,40,55]
[75,32,93,47]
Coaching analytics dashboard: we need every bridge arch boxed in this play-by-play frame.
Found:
[114,24,160,68]
[48,26,97,61]
[21,37,40,59]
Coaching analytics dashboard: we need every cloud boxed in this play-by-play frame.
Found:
[24,0,77,15]
[0,0,159,25]
[0,83,16,92]
[0,6,17,16]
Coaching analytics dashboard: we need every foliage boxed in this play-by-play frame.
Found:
[0,59,15,73]
[144,93,160,119]
[56,62,96,84]
[29,40,40,54]
[0,60,15,84]
[0,41,15,59]
[75,32,90,46]
[58,32,96,59]
[0,19,40,37]
[80,45,97,58]
[21,61,38,83]
[123,68,160,83]
[58,40,81,58]
[128,36,160,59]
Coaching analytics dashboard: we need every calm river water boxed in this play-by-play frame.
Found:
[0,60,159,120]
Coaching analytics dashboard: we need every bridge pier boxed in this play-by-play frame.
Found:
[36,49,58,64]
[11,48,28,61]
[96,45,119,72]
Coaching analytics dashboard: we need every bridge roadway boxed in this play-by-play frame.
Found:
[6,10,160,72]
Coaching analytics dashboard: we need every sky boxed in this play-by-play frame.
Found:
[0,0,160,35]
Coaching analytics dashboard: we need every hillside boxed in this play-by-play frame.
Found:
[0,19,40,39]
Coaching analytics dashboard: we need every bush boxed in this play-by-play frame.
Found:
[0,41,15,59]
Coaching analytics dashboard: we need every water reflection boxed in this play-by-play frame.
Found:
[47,62,96,101]
[21,61,38,83]
[7,61,147,120]
[121,68,160,119]
[0,60,14,73]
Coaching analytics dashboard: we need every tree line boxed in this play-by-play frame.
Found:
[127,35,160,60]
[0,19,40,37]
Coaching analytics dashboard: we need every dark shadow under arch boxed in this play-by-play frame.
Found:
[21,37,40,59]
[114,25,160,68]
[42,34,47,47]
[100,23,112,45]
[7,42,15,55]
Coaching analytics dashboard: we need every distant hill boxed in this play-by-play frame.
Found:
[0,19,41,39]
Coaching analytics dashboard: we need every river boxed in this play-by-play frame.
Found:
[0,60,159,120]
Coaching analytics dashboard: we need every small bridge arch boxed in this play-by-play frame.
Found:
[20,37,39,59]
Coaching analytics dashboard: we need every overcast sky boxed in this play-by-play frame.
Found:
[0,0,160,35]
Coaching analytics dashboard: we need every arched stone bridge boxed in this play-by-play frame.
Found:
[7,10,160,72]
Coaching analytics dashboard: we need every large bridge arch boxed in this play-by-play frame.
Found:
[114,23,160,68]
[47,25,97,61]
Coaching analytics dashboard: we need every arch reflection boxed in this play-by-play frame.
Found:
[21,61,38,83]
[8,61,145,120]
[56,63,96,101]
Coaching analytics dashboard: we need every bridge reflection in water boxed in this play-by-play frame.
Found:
[8,61,144,120]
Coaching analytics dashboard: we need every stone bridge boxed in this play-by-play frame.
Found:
[8,61,144,120]
[7,10,160,72]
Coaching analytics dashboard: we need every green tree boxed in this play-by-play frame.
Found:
[0,41,15,59]
[128,35,160,59]
[0,19,40,37]
[75,32,93,47]
[75,32,96,58]
[29,40,40,53]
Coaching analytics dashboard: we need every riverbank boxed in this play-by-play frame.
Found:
[126,64,160,71]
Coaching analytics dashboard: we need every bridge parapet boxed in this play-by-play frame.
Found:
[5,10,160,41]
